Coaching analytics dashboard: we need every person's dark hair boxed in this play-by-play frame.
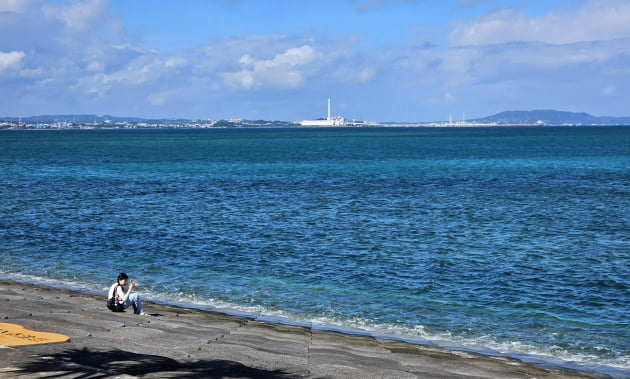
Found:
[117,272,129,282]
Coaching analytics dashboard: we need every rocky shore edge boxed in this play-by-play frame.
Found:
[0,280,607,378]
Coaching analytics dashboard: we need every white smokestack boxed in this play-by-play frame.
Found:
[327,98,331,121]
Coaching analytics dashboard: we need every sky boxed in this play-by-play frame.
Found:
[1,0,629,122]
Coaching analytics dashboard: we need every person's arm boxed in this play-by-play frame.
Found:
[108,284,117,299]
[116,281,136,302]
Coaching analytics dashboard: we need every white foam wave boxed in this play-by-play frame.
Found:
[154,291,630,375]
[156,293,630,376]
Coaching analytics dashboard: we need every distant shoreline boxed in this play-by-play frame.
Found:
[3,109,630,128]
[2,122,629,130]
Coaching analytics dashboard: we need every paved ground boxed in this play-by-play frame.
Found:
[0,280,606,378]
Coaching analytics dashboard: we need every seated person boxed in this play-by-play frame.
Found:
[107,272,148,315]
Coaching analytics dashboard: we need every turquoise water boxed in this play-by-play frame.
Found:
[1,127,628,375]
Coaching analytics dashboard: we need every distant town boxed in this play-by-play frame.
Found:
[0,117,295,130]
[2,109,629,130]
[0,118,544,130]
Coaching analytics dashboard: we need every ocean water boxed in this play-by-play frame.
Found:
[1,127,628,376]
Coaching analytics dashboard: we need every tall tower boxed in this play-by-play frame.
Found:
[327,98,331,121]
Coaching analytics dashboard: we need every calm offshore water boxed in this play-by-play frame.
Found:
[1,127,628,375]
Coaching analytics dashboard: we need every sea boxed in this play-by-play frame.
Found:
[1,126,628,376]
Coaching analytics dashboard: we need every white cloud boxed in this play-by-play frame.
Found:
[165,56,187,69]
[252,45,316,69]
[18,67,42,78]
[0,0,33,12]
[103,61,157,85]
[86,61,104,72]
[439,38,630,84]
[450,0,630,46]
[43,0,107,31]
[440,47,478,75]
[148,92,167,106]
[436,0,630,94]
[71,53,191,100]
[354,67,376,83]
[71,58,156,98]
[338,67,376,84]
[223,45,318,90]
[602,85,616,96]
[0,50,25,71]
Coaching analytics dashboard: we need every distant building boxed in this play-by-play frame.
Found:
[300,99,345,126]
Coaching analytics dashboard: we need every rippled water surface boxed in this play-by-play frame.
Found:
[1,127,628,375]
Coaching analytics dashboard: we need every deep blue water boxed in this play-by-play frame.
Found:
[1,127,628,375]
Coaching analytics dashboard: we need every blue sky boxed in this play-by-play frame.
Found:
[1,0,629,122]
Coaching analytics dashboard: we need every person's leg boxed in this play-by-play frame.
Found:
[125,292,144,314]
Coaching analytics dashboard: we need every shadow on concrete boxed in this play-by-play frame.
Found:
[16,347,302,378]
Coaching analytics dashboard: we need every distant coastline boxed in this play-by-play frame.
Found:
[2,109,630,129]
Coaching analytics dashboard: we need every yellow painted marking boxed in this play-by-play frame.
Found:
[0,322,69,346]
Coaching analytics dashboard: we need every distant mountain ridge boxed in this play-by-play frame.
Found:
[474,110,630,125]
